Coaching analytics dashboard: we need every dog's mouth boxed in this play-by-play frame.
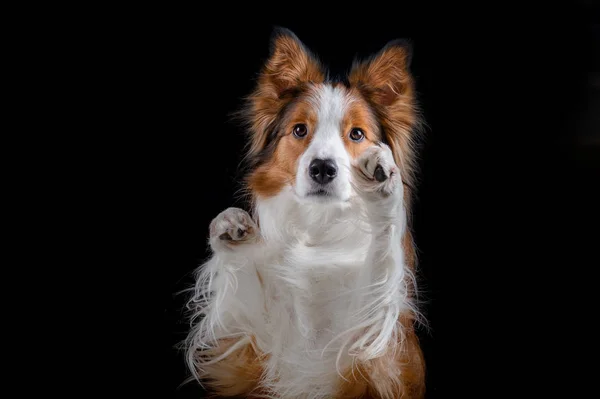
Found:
[307,188,330,196]
[298,186,350,204]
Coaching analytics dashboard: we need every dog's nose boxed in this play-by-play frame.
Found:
[309,158,338,184]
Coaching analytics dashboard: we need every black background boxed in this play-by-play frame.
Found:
[109,3,599,398]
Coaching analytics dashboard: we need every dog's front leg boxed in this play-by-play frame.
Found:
[186,207,266,392]
[345,143,425,398]
[349,143,410,360]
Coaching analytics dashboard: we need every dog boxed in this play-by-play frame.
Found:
[185,27,426,398]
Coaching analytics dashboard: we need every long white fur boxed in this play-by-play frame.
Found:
[185,86,418,399]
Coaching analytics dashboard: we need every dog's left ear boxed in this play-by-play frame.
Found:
[348,39,413,106]
[349,40,420,210]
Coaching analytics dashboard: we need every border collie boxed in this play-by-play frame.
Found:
[185,27,426,399]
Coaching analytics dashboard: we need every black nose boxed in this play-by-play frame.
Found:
[309,158,338,184]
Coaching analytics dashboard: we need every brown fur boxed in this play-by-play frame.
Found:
[243,30,325,165]
[336,318,425,399]
[341,90,382,158]
[196,337,266,398]
[248,94,318,197]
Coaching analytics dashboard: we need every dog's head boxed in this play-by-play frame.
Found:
[242,28,420,207]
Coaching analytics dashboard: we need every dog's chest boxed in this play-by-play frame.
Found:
[256,239,372,396]
[261,236,368,336]
[251,200,379,392]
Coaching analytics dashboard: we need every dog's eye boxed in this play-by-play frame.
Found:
[349,128,365,142]
[293,124,308,138]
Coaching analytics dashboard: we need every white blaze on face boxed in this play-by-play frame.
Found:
[295,85,353,201]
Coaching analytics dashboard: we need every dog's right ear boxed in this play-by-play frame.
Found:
[263,27,325,96]
[243,28,325,160]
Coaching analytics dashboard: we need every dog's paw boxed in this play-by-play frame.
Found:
[209,207,258,251]
[352,143,402,200]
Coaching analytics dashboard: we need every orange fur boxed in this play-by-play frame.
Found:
[248,95,318,197]
[336,314,425,399]
[341,91,381,159]
[243,29,325,164]
[195,337,267,398]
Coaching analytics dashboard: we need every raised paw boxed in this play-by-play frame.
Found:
[209,207,258,250]
[352,143,402,199]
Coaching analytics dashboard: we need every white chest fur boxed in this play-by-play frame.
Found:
[246,189,404,398]
[188,187,413,399]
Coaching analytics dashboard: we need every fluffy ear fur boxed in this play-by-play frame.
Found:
[243,28,325,163]
[349,40,421,212]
